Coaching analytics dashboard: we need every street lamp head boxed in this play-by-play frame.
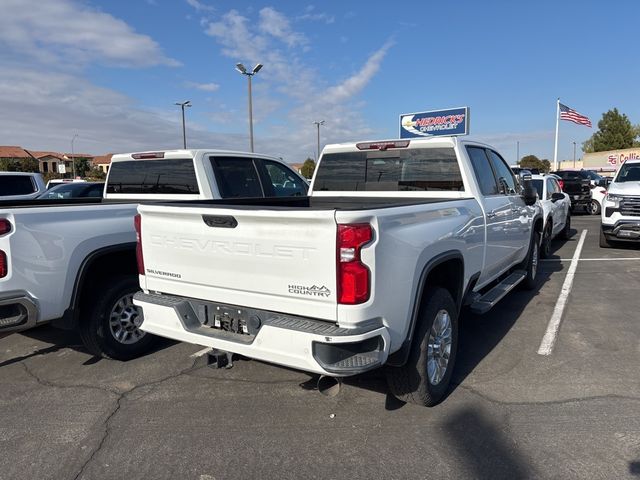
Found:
[235,63,247,74]
[252,63,263,74]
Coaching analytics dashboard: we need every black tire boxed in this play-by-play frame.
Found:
[587,200,601,216]
[599,228,613,248]
[521,232,540,290]
[386,288,458,407]
[79,275,156,360]
[540,223,552,258]
[559,211,571,240]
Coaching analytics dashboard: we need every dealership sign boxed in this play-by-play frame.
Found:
[400,107,469,138]
[608,151,640,166]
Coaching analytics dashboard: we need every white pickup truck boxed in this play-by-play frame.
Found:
[601,158,640,247]
[0,150,307,358]
[134,137,543,406]
[0,172,46,200]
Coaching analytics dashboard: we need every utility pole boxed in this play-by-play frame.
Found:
[174,101,192,149]
[313,120,325,161]
[572,141,576,168]
[516,141,520,165]
[235,63,263,152]
[71,133,78,178]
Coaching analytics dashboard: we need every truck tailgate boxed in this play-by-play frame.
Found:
[138,204,338,320]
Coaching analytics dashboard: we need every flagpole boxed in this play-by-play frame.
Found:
[553,98,560,171]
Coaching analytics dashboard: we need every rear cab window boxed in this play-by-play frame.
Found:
[106,159,199,195]
[0,175,36,196]
[210,157,264,198]
[313,147,464,192]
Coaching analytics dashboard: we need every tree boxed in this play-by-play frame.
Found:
[0,157,39,172]
[582,108,640,153]
[519,154,550,172]
[74,157,91,177]
[301,158,316,179]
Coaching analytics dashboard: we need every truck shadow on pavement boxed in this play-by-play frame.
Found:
[0,325,176,368]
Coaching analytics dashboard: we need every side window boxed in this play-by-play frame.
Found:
[545,178,555,200]
[487,150,518,195]
[466,147,499,196]
[261,160,308,197]
[0,175,36,196]
[211,157,264,198]
[87,184,104,198]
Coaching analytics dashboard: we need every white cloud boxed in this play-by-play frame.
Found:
[296,6,335,24]
[0,0,179,67]
[185,81,220,92]
[0,67,245,154]
[203,8,393,160]
[186,0,214,13]
[324,41,393,103]
[258,7,307,48]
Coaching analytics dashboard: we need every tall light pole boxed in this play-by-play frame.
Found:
[572,141,577,168]
[71,133,78,178]
[516,141,520,165]
[235,62,263,152]
[174,101,192,149]
[313,120,325,161]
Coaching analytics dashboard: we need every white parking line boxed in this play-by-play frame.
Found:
[542,257,640,262]
[537,229,588,356]
[190,347,213,358]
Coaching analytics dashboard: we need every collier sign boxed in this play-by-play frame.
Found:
[400,107,469,138]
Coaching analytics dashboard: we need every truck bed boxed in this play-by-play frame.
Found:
[150,195,465,211]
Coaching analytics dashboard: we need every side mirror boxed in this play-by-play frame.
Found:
[521,177,538,206]
[551,192,564,202]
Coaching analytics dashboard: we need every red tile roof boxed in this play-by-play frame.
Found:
[93,154,113,165]
[0,146,33,158]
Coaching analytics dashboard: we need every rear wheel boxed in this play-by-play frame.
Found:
[540,223,552,258]
[587,200,601,215]
[559,212,571,240]
[386,288,458,407]
[521,231,540,290]
[79,276,156,360]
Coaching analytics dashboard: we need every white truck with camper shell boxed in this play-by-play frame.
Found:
[0,150,307,358]
[601,158,640,247]
[133,137,543,406]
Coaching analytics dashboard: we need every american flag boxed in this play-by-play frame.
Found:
[559,103,592,127]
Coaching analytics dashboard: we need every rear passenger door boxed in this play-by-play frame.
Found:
[466,146,515,284]
[486,150,530,262]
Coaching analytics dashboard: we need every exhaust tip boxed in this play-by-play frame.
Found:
[317,375,341,397]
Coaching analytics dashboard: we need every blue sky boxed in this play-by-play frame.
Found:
[0,0,638,164]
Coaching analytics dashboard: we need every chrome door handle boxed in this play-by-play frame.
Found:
[487,212,497,219]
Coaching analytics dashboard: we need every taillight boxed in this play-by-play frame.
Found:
[0,251,7,278]
[0,219,11,236]
[134,214,144,275]
[558,180,564,191]
[337,224,372,304]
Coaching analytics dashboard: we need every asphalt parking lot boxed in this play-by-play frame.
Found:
[1,214,639,480]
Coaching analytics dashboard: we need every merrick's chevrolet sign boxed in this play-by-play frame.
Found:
[400,107,469,138]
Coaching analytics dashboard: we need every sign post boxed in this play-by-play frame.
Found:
[399,107,469,138]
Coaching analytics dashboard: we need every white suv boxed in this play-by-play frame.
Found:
[601,159,640,247]
[530,174,571,257]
